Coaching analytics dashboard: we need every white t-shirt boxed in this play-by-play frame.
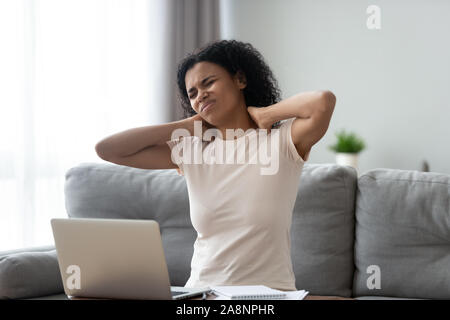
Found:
[166,117,308,291]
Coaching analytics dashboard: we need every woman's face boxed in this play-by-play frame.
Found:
[185,61,246,124]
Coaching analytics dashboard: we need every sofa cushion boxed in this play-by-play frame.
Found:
[0,249,63,299]
[291,164,356,297]
[353,169,450,299]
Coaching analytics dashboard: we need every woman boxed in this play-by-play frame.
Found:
[95,40,336,291]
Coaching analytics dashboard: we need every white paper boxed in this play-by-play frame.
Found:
[211,285,286,299]
[213,290,309,300]
[284,290,309,300]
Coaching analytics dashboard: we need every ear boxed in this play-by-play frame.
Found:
[234,70,247,90]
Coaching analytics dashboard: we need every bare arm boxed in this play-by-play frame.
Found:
[95,114,207,169]
[248,90,336,161]
[265,90,336,160]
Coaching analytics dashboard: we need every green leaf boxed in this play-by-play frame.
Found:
[328,129,366,153]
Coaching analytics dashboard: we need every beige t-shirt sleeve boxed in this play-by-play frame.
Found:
[280,117,310,164]
[166,137,185,176]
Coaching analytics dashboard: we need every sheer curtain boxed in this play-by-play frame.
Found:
[0,0,156,251]
[0,0,221,251]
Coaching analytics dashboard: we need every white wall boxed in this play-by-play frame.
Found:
[220,0,450,175]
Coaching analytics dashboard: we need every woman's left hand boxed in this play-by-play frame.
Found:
[247,106,273,133]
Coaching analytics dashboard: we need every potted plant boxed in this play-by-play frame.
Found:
[328,129,366,170]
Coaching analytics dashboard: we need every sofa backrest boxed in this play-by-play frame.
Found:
[64,162,357,296]
[353,169,450,299]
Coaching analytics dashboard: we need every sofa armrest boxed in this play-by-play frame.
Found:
[0,245,56,258]
[0,245,64,299]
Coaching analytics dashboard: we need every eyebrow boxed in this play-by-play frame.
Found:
[187,75,216,94]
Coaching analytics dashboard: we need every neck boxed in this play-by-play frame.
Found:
[215,105,259,141]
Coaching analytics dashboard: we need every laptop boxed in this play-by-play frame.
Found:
[50,218,210,300]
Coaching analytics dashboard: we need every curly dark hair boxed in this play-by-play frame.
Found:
[176,39,282,128]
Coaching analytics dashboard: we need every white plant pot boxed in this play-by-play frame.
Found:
[336,152,358,170]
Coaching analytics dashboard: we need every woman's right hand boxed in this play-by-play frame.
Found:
[186,113,214,136]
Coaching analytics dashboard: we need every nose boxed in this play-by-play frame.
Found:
[199,91,208,102]
[197,92,209,110]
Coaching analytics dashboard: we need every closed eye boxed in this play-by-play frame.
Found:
[189,80,214,99]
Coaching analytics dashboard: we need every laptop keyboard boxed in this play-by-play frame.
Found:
[171,291,188,297]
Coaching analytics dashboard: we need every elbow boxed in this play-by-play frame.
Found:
[95,141,111,160]
[95,142,105,159]
[318,90,336,113]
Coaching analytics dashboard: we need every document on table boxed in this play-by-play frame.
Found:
[211,285,309,300]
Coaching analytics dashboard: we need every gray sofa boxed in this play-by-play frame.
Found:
[1,162,449,300]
